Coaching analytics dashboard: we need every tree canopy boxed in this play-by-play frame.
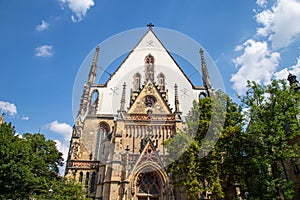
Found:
[0,122,88,199]
[166,91,244,199]
[166,79,300,200]
[239,80,300,199]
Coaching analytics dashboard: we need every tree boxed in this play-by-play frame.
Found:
[240,79,300,199]
[0,121,88,199]
[166,91,244,199]
[0,122,32,199]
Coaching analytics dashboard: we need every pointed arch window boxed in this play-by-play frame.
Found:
[89,90,99,114]
[133,72,141,91]
[85,172,90,191]
[145,54,155,82]
[136,172,161,196]
[157,73,165,91]
[90,172,96,193]
[145,54,155,64]
[79,172,83,182]
[99,122,110,137]
[199,92,207,99]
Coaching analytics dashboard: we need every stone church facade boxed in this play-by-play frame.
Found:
[65,27,212,199]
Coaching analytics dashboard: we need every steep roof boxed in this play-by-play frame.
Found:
[105,28,196,89]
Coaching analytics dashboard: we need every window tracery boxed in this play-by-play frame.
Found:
[133,72,141,91]
[157,73,165,91]
[136,172,161,195]
[145,54,155,82]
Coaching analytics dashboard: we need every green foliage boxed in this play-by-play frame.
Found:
[0,123,32,198]
[166,91,244,199]
[31,177,89,200]
[167,79,299,199]
[0,122,87,199]
[240,80,300,199]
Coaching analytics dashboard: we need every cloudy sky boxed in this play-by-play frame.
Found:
[1,0,300,172]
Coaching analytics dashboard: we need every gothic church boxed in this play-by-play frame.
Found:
[65,26,212,200]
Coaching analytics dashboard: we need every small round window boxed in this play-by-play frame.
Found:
[143,95,157,107]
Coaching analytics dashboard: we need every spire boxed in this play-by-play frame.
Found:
[200,48,213,95]
[200,48,211,88]
[87,46,100,85]
[119,82,126,112]
[174,84,181,114]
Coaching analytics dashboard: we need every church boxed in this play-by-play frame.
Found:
[65,25,212,200]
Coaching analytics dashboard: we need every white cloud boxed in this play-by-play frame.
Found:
[0,101,17,116]
[54,139,69,175]
[45,120,73,175]
[255,0,300,49]
[36,20,49,31]
[231,0,300,95]
[255,9,274,37]
[46,120,72,141]
[235,45,243,51]
[231,39,280,95]
[274,55,300,80]
[257,0,267,7]
[58,0,95,22]
[15,133,23,138]
[22,116,29,121]
[35,45,54,57]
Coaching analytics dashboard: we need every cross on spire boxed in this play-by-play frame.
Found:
[147,23,154,29]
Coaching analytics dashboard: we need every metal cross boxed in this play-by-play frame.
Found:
[147,23,154,29]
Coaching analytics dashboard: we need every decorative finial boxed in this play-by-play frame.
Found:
[147,23,154,30]
[174,84,181,114]
[119,82,127,112]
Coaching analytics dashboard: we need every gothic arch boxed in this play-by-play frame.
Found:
[199,92,207,99]
[144,54,155,64]
[94,121,111,160]
[129,162,169,199]
[136,171,161,197]
[89,89,99,114]
[133,72,142,91]
[145,54,155,82]
[99,121,110,134]
[79,171,83,182]
[157,73,165,91]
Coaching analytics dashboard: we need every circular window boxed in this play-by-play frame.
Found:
[144,95,157,107]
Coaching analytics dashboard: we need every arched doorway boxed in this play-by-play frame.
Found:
[136,171,161,200]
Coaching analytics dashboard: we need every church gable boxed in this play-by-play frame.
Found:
[105,29,195,90]
[129,138,165,175]
[128,81,172,115]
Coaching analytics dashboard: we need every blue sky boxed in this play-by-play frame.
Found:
[1,0,300,167]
